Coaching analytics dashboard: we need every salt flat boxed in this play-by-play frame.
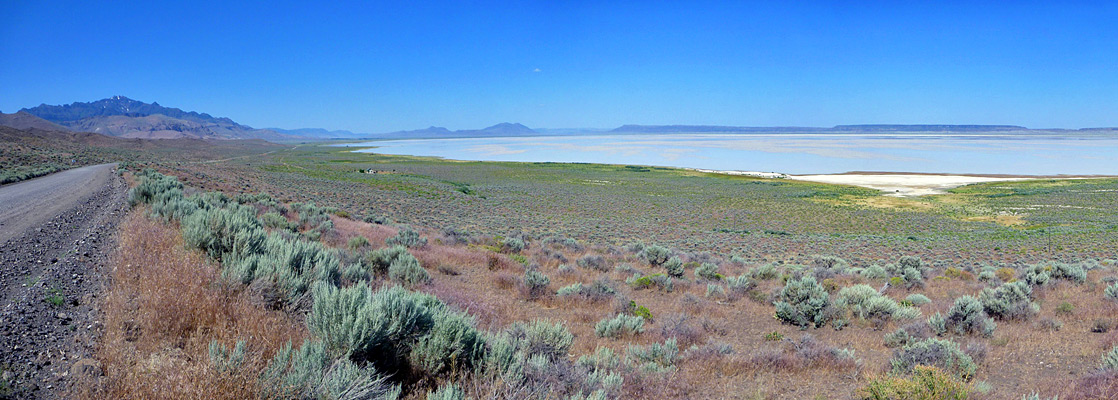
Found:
[786,174,1030,197]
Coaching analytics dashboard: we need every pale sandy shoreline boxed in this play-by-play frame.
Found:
[691,168,1113,197]
[786,174,1031,197]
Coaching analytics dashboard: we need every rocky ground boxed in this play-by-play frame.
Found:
[0,169,127,399]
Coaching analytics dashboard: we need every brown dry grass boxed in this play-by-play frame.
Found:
[77,208,307,399]
[75,201,1118,399]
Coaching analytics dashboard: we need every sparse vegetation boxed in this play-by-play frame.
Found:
[61,144,1118,398]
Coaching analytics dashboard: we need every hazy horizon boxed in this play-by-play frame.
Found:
[4,2,1117,132]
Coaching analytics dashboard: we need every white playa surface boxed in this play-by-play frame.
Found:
[786,174,1030,197]
[690,168,788,179]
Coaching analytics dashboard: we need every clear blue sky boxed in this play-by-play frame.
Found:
[2,1,1116,131]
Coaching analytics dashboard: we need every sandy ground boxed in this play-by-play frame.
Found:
[786,174,1030,196]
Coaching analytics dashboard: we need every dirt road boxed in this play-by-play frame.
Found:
[0,163,127,399]
[0,164,119,245]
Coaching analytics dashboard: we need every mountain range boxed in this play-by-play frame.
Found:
[4,96,1117,143]
[13,96,299,141]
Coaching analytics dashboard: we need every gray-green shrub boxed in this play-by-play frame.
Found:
[774,276,831,329]
[388,253,430,286]
[1106,283,1118,301]
[208,340,246,374]
[626,338,680,371]
[387,227,427,248]
[979,281,1036,320]
[1102,346,1118,371]
[502,237,526,253]
[944,296,996,337]
[307,283,483,378]
[750,263,779,280]
[641,245,671,266]
[595,314,645,338]
[426,384,466,400]
[577,254,608,271]
[522,268,551,300]
[261,340,401,400]
[905,294,932,306]
[365,246,411,275]
[664,256,684,278]
[695,262,721,281]
[889,338,977,381]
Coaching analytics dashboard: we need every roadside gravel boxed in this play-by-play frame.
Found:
[0,164,127,399]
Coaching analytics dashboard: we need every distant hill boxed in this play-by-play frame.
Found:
[0,111,72,131]
[612,125,827,133]
[612,124,1039,134]
[266,127,370,140]
[20,96,296,141]
[832,124,1029,132]
[383,123,538,138]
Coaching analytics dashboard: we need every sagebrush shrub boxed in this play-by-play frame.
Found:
[522,268,551,300]
[905,294,932,306]
[889,338,977,381]
[208,340,246,374]
[774,276,831,329]
[1021,264,1051,286]
[1105,283,1118,301]
[979,281,1036,320]
[308,283,482,378]
[557,279,616,301]
[387,227,427,248]
[365,246,412,274]
[751,263,779,280]
[261,340,400,399]
[577,254,609,271]
[664,256,684,278]
[812,255,849,272]
[626,338,680,371]
[595,314,645,338]
[705,283,726,299]
[426,384,465,400]
[502,237,526,253]
[1102,346,1118,371]
[944,296,996,337]
[388,253,430,286]
[642,245,671,266]
[695,262,721,281]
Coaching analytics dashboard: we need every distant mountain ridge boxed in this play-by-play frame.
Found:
[266,127,368,139]
[23,96,238,125]
[612,124,1040,133]
[385,122,537,138]
[18,96,294,141]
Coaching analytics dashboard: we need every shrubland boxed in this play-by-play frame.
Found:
[75,143,1118,398]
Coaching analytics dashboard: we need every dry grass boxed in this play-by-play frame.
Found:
[77,208,307,399]
[75,200,1118,399]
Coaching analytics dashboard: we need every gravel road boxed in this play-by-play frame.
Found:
[0,163,127,399]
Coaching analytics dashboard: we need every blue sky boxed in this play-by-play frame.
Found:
[2,1,1116,131]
